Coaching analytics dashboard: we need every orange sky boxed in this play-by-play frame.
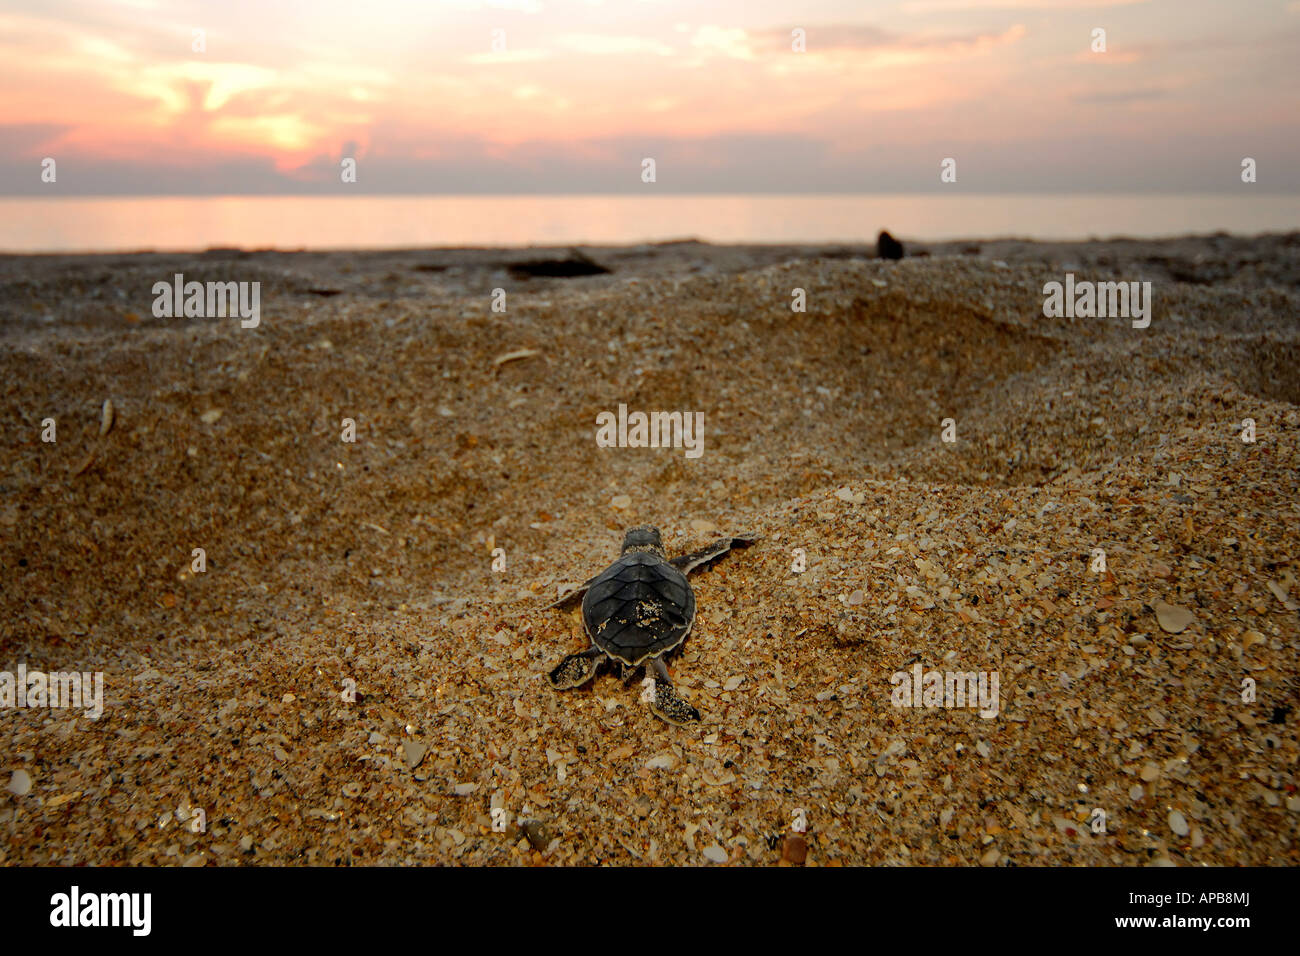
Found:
[2,0,1297,193]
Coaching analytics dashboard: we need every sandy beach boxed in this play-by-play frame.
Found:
[1,233,1297,866]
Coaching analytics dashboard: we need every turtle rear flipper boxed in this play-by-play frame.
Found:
[647,657,700,725]
[549,648,603,689]
[650,680,700,725]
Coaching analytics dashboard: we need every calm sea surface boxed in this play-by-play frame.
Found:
[1,194,1296,253]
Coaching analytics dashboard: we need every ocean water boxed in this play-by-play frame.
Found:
[0,194,1296,253]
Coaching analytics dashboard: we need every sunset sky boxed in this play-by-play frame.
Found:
[2,0,1297,194]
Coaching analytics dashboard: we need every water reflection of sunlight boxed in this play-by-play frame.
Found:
[1,195,1298,253]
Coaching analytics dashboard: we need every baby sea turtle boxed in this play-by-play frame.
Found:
[546,525,755,726]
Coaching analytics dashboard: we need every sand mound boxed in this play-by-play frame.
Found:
[1,237,1297,865]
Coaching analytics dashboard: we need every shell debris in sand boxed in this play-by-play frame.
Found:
[1169,810,1191,838]
[7,769,32,796]
[1154,600,1195,633]
[402,741,427,769]
[781,834,808,864]
[492,348,541,367]
[71,452,96,477]
[3,236,1299,868]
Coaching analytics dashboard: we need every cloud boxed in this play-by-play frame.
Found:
[682,21,1030,64]
[0,123,74,158]
[556,33,674,56]
[0,0,1295,197]
[446,0,545,11]
[1071,48,1143,63]
[902,0,1145,10]
[689,26,755,61]
[5,120,1300,195]
[462,49,553,64]
[1073,87,1168,104]
[756,24,894,52]
[753,22,1027,55]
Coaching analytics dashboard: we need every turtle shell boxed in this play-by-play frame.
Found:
[582,551,696,666]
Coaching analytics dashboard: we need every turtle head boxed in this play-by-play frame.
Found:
[621,525,666,558]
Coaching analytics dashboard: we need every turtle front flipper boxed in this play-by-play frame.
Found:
[548,647,604,690]
[669,534,759,576]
